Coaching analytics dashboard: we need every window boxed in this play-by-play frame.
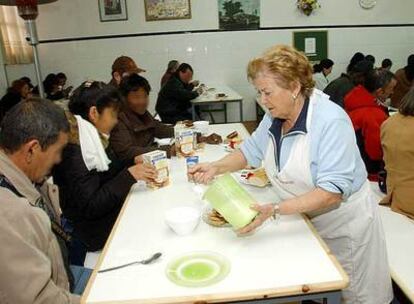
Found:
[0,5,33,65]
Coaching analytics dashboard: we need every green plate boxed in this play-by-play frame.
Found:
[166,252,230,287]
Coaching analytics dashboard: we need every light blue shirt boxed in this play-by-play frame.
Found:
[241,91,367,200]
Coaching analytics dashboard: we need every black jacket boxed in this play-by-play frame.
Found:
[53,114,136,251]
[155,75,198,124]
[0,91,21,122]
[323,73,354,108]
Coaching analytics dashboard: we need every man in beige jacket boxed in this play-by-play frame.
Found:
[0,99,79,303]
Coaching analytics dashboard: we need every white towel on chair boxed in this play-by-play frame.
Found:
[75,115,111,172]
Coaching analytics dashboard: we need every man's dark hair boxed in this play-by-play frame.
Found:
[347,52,365,73]
[119,73,151,97]
[43,73,59,94]
[68,81,121,121]
[365,54,376,64]
[0,98,69,153]
[175,63,193,75]
[56,72,67,80]
[364,68,395,94]
[381,58,392,69]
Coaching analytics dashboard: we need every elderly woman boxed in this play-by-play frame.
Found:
[381,87,414,219]
[189,45,392,304]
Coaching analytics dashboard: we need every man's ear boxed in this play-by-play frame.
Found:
[375,88,385,99]
[23,139,41,164]
[113,71,122,84]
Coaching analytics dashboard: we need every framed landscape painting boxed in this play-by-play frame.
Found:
[99,0,128,22]
[144,0,192,21]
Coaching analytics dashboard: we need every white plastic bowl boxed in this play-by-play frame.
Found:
[165,206,201,236]
[193,121,210,135]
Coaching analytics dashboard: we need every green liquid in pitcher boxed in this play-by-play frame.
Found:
[182,262,215,281]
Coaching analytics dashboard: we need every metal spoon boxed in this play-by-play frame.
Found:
[98,252,162,273]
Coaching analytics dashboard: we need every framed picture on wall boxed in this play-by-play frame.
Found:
[293,31,328,62]
[218,0,260,30]
[144,0,191,21]
[99,0,128,22]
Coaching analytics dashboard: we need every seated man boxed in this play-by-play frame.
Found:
[324,60,373,108]
[381,87,414,218]
[156,63,201,124]
[109,55,146,88]
[110,73,174,162]
[0,99,80,302]
[344,68,397,181]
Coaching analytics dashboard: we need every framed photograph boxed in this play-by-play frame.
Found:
[144,0,191,21]
[99,0,128,22]
[293,31,328,62]
[218,0,260,31]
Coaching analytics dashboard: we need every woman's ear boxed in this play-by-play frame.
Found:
[88,106,99,124]
[290,81,302,97]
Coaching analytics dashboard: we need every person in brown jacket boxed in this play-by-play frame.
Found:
[390,54,414,108]
[110,73,174,162]
[381,87,414,219]
[0,99,79,303]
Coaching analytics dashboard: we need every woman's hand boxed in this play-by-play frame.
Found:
[237,203,274,235]
[188,162,219,184]
[134,155,143,164]
[128,163,157,182]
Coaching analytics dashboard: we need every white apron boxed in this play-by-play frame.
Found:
[263,98,393,304]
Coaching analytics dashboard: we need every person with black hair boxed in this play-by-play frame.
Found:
[365,54,376,65]
[0,99,81,302]
[381,58,392,71]
[391,54,414,108]
[344,68,397,181]
[346,52,365,73]
[53,81,157,251]
[56,72,74,98]
[161,60,179,87]
[20,76,34,90]
[312,58,334,90]
[324,59,373,108]
[0,79,31,122]
[155,63,202,124]
[110,74,174,162]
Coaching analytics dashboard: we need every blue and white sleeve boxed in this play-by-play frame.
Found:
[240,114,272,168]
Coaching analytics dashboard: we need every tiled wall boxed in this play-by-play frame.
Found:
[2,0,414,121]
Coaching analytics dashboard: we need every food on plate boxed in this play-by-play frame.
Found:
[241,168,269,187]
[207,209,228,227]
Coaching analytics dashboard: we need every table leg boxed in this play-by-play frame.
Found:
[224,102,228,124]
[191,105,196,121]
[239,100,243,122]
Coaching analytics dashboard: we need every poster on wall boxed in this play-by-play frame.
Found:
[99,0,128,22]
[144,0,192,21]
[293,31,328,62]
[218,0,260,30]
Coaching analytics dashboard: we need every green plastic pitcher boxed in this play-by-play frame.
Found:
[203,173,258,229]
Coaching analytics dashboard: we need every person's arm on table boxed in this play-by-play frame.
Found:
[189,150,247,184]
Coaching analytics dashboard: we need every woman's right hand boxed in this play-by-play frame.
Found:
[128,163,157,182]
[188,162,219,184]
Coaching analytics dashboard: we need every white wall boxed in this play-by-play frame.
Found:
[4,0,414,121]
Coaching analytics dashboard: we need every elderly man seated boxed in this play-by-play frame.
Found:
[0,99,89,303]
